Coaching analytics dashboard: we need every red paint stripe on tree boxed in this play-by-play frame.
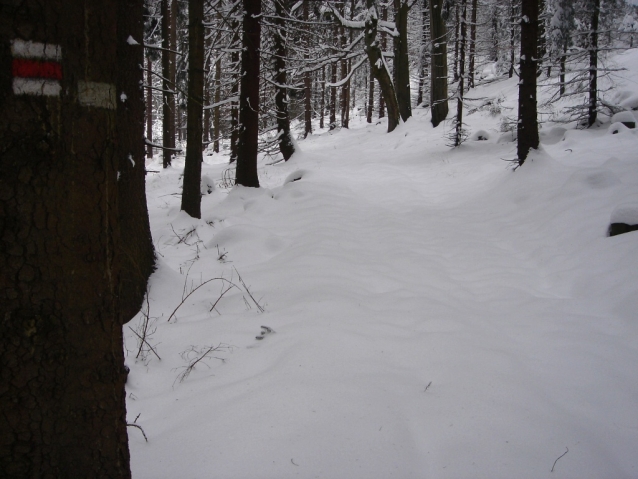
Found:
[12,58,62,80]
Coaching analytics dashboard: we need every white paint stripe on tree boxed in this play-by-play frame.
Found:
[78,81,116,109]
[11,39,62,60]
[12,78,61,96]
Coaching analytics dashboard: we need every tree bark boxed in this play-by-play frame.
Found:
[118,0,156,323]
[146,56,154,158]
[588,0,600,127]
[303,0,313,137]
[161,0,176,167]
[320,65,326,128]
[378,4,387,118]
[213,57,222,152]
[329,61,337,130]
[417,0,429,106]
[468,0,478,89]
[273,0,295,160]
[0,1,135,476]
[453,2,460,82]
[454,0,467,146]
[229,17,240,164]
[517,0,540,164]
[365,0,400,133]
[429,0,449,127]
[394,0,412,121]
[236,0,261,187]
[181,0,205,218]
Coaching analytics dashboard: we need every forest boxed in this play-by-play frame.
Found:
[2,0,638,477]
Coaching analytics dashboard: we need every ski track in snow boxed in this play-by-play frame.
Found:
[126,50,638,479]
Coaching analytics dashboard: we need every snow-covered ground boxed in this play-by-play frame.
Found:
[126,50,638,479]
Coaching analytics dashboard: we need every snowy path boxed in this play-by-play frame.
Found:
[128,84,638,477]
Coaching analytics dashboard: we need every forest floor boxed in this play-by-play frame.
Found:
[126,50,638,479]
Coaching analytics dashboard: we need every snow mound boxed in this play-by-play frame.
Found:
[207,223,287,264]
[470,130,490,141]
[610,203,638,224]
[608,122,631,135]
[200,174,215,194]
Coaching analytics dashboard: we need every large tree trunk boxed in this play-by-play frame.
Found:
[517,0,540,164]
[365,0,400,133]
[118,0,156,322]
[0,1,135,476]
[213,57,222,153]
[454,0,467,146]
[303,0,313,137]
[394,0,412,121]
[320,65,326,128]
[453,2,460,82]
[181,0,205,218]
[273,0,295,160]
[429,0,449,127]
[329,61,337,130]
[588,0,600,127]
[468,0,478,88]
[229,26,240,164]
[146,56,154,158]
[378,4,387,119]
[161,0,176,167]
[236,0,261,187]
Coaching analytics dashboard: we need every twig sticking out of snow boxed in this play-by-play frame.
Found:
[551,447,569,472]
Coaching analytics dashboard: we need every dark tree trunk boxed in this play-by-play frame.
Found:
[273,0,295,160]
[454,0,467,146]
[367,68,374,122]
[229,14,240,164]
[181,0,205,218]
[320,65,326,128]
[118,0,155,323]
[453,2,460,82]
[236,0,261,187]
[394,0,412,121]
[378,5,387,119]
[303,0,312,137]
[329,61,337,129]
[203,36,211,146]
[213,57,222,153]
[365,0,400,133]
[559,46,566,97]
[146,56,154,158]
[517,0,540,164]
[468,0,478,88]
[0,1,135,476]
[161,0,176,167]
[429,0,449,127]
[588,0,600,127]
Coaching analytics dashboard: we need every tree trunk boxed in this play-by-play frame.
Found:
[468,0,478,89]
[454,0,467,146]
[517,0,540,164]
[0,2,135,476]
[367,68,375,123]
[236,0,261,187]
[537,0,546,76]
[273,0,295,160]
[429,0,449,127]
[146,56,154,158]
[453,2,460,82]
[229,15,240,163]
[303,0,313,137]
[365,0,400,133]
[181,0,205,218]
[161,0,176,167]
[330,61,337,129]
[213,57,222,152]
[118,0,156,323]
[588,0,600,127]
[320,65,326,128]
[378,5,387,119]
[394,0,412,121]
[559,46,566,97]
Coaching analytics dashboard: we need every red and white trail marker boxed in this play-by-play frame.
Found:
[11,39,62,97]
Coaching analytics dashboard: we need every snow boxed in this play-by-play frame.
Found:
[126,50,638,478]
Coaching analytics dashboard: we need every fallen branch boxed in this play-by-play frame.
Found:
[551,447,569,472]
